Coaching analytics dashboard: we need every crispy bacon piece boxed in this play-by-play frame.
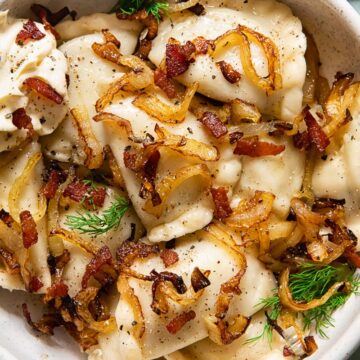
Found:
[160,249,179,268]
[200,112,228,138]
[23,78,64,105]
[0,247,20,274]
[304,111,330,152]
[154,68,177,99]
[210,187,233,220]
[216,61,242,84]
[116,241,160,267]
[22,303,63,335]
[31,4,76,26]
[81,246,113,289]
[42,170,61,200]
[191,267,211,293]
[344,246,360,268]
[283,346,295,357]
[47,249,71,275]
[12,108,33,131]
[44,281,69,303]
[229,131,244,144]
[166,40,196,78]
[28,276,44,293]
[20,210,38,249]
[293,131,311,150]
[63,179,106,210]
[16,19,45,46]
[234,136,285,157]
[31,4,61,39]
[166,310,196,334]
[188,3,206,16]
[192,36,214,55]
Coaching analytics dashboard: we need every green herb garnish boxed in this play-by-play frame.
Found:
[247,263,360,344]
[110,0,169,21]
[65,197,130,235]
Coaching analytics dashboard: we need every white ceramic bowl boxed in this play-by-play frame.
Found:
[0,1,359,359]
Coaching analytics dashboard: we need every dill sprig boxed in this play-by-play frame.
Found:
[65,197,130,236]
[247,263,359,344]
[110,0,169,21]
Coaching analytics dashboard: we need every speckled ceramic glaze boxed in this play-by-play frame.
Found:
[0,1,359,360]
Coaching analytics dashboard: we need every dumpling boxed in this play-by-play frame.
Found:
[149,0,306,122]
[0,11,68,152]
[0,141,51,292]
[41,13,142,164]
[88,226,276,360]
[165,311,288,360]
[312,89,360,243]
[235,136,305,218]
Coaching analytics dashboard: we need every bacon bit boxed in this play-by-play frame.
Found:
[22,303,63,335]
[192,36,214,55]
[135,38,152,60]
[166,310,196,334]
[160,249,179,268]
[28,276,44,293]
[31,4,61,40]
[20,211,38,249]
[44,281,69,303]
[63,179,106,210]
[0,247,20,274]
[304,111,330,152]
[42,170,61,200]
[123,147,138,170]
[166,40,195,78]
[283,346,295,357]
[293,131,311,150]
[154,68,177,99]
[191,267,211,293]
[234,136,285,157]
[81,246,113,289]
[24,77,64,105]
[12,108,33,131]
[0,209,14,228]
[116,241,160,267]
[189,3,206,16]
[200,112,228,138]
[216,61,242,84]
[31,4,76,26]
[211,187,233,220]
[344,246,360,268]
[229,131,244,144]
[16,19,45,46]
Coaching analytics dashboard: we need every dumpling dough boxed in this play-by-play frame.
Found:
[41,13,142,163]
[235,136,305,218]
[149,0,306,122]
[165,311,289,360]
[105,97,242,242]
[0,11,68,152]
[312,89,360,245]
[0,141,51,291]
[88,231,276,360]
[57,185,144,297]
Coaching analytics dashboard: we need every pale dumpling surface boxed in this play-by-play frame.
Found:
[0,11,68,152]
[149,0,306,122]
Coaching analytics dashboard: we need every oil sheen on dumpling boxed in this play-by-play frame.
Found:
[312,89,360,245]
[41,14,142,163]
[0,11,68,152]
[165,311,288,360]
[88,232,276,360]
[0,141,51,291]
[149,0,306,122]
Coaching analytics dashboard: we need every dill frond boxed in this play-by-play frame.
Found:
[65,197,130,235]
[247,263,359,343]
[110,0,169,21]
